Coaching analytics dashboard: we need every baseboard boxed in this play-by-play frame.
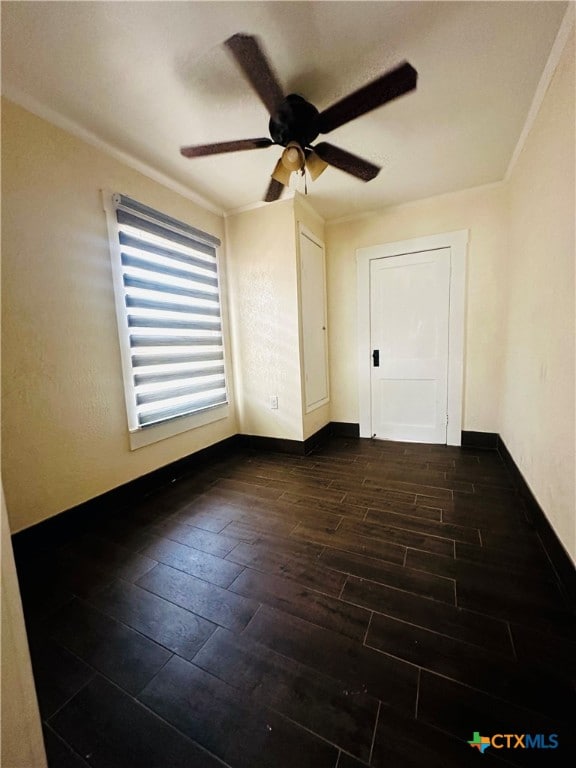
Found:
[304,423,332,453]
[497,435,576,603]
[330,422,360,438]
[240,435,306,455]
[12,426,338,557]
[461,431,499,450]
[242,423,332,456]
[18,423,572,603]
[11,434,242,559]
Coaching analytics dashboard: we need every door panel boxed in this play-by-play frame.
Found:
[300,232,329,411]
[370,249,450,443]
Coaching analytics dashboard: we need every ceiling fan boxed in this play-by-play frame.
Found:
[180,34,418,202]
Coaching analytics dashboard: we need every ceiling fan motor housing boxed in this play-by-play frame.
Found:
[269,94,320,148]
[182,35,418,202]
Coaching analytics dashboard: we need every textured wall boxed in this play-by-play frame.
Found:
[325,183,509,431]
[226,201,304,441]
[1,100,237,532]
[226,195,330,443]
[501,27,575,560]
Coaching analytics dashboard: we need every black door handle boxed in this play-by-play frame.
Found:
[372,349,380,367]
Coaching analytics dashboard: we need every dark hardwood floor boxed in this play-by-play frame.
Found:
[15,437,576,767]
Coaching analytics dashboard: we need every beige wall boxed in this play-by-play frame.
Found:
[501,28,575,560]
[1,489,47,767]
[226,194,331,443]
[325,183,509,430]
[1,99,237,533]
[226,200,304,441]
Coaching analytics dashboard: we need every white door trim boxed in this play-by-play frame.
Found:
[357,230,468,446]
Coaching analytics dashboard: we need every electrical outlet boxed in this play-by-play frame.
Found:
[270,395,278,409]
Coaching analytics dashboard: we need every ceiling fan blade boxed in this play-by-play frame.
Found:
[313,142,380,181]
[180,138,273,158]
[264,177,284,203]
[225,33,284,115]
[318,62,417,134]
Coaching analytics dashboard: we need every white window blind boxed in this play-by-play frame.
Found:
[109,194,227,430]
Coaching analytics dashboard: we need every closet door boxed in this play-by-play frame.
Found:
[299,228,329,412]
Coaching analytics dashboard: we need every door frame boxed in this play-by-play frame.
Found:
[357,230,468,445]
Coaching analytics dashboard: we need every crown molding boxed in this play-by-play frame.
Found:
[2,85,224,217]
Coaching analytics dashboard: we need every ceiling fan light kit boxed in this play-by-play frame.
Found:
[180,33,418,202]
[281,142,305,172]
[305,151,329,182]
[270,142,307,188]
[271,158,292,187]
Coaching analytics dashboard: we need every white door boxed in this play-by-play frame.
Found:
[370,248,450,443]
[300,230,329,411]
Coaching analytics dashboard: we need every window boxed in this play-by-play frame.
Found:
[104,193,228,447]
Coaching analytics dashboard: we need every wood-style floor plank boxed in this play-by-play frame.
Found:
[44,598,172,695]
[364,507,481,545]
[88,579,217,660]
[139,534,244,588]
[366,613,571,719]
[60,534,158,583]
[320,548,455,603]
[194,627,378,761]
[291,522,407,564]
[229,568,370,640]
[28,635,95,719]
[509,622,576,679]
[139,655,338,768]
[338,518,456,555]
[43,725,90,768]
[137,563,259,633]
[343,576,512,653]
[169,496,241,532]
[243,605,419,714]
[15,436,575,768]
[226,540,347,596]
[145,519,238,558]
[51,675,228,768]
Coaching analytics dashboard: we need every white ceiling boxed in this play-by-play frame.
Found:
[1,1,567,220]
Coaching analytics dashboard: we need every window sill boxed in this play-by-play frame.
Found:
[128,403,230,450]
